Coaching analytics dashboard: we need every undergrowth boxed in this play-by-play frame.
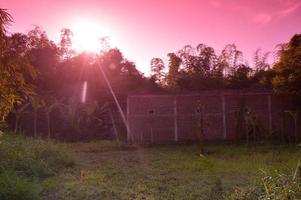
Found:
[0,132,75,200]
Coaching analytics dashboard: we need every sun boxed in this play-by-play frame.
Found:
[71,21,106,53]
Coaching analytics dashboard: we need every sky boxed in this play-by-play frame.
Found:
[1,0,301,75]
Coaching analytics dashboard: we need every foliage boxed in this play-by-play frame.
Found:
[0,133,75,178]
[157,43,270,91]
[0,132,75,199]
[150,57,165,84]
[41,143,300,199]
[273,34,301,104]
[0,9,36,123]
[0,170,41,200]
[227,165,301,200]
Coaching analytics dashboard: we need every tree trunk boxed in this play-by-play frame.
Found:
[33,110,37,137]
[280,111,285,143]
[14,115,19,133]
[294,113,299,144]
[46,112,51,139]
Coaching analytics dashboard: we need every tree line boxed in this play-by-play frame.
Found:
[0,9,300,140]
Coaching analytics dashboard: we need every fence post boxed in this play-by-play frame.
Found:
[174,96,178,142]
[126,95,131,142]
[222,94,227,139]
[268,95,272,130]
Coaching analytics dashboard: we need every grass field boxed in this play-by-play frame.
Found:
[39,141,301,200]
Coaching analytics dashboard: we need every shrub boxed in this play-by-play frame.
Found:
[0,171,41,200]
[226,162,301,200]
[0,133,75,178]
[0,133,75,199]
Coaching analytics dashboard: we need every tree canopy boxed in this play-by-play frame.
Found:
[0,8,300,137]
[272,34,301,104]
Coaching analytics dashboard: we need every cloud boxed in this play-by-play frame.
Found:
[279,1,301,17]
[252,0,300,24]
[253,13,273,24]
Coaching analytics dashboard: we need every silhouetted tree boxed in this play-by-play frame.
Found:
[150,57,165,84]
[219,44,243,77]
[59,28,74,59]
[0,9,35,122]
[228,64,253,88]
[272,34,301,106]
[166,53,181,91]
[254,48,270,72]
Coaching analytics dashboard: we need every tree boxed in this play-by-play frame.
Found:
[166,53,181,90]
[59,28,74,59]
[272,34,301,106]
[195,44,217,77]
[254,48,270,72]
[44,97,62,138]
[0,8,12,49]
[0,9,35,123]
[228,64,253,88]
[27,26,59,94]
[29,96,44,137]
[150,58,165,84]
[219,44,243,77]
[12,103,29,132]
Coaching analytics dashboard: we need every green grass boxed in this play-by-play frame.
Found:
[0,132,75,200]
[41,141,301,200]
[0,134,299,199]
[0,171,41,200]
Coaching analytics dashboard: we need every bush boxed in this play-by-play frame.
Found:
[0,171,41,200]
[0,133,75,178]
[226,163,301,200]
[72,140,137,152]
[0,132,75,199]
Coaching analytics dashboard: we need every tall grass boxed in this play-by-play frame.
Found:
[0,132,75,199]
[226,155,301,200]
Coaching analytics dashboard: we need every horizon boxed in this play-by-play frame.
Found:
[2,0,301,75]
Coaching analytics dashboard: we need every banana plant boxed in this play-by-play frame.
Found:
[29,96,45,137]
[244,110,258,147]
[80,101,109,130]
[62,100,80,132]
[12,103,30,132]
[196,100,205,155]
[286,110,299,143]
[44,98,64,139]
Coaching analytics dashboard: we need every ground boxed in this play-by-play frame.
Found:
[39,141,300,200]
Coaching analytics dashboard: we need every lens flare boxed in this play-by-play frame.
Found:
[81,81,87,103]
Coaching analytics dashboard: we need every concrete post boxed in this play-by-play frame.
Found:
[222,95,227,139]
[126,95,131,142]
[268,95,272,130]
[174,96,178,142]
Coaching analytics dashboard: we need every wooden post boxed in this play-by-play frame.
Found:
[174,96,178,142]
[222,95,227,139]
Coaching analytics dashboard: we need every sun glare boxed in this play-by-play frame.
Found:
[72,21,106,53]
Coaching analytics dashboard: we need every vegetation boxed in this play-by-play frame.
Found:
[273,34,301,105]
[39,141,300,200]
[0,9,36,123]
[0,8,301,200]
[0,134,299,199]
[0,9,300,141]
[0,132,75,199]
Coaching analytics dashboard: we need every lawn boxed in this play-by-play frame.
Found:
[40,141,301,200]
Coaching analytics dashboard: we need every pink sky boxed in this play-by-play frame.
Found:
[1,0,301,75]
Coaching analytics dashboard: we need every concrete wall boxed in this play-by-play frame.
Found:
[127,90,290,144]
